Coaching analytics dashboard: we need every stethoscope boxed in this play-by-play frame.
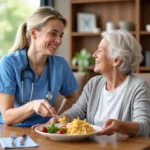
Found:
[20,54,53,103]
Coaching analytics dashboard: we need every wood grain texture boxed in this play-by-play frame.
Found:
[0,124,150,150]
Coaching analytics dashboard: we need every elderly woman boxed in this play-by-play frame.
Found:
[36,30,150,137]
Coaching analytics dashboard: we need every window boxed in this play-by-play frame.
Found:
[0,0,40,57]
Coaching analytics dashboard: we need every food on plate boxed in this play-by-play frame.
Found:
[56,129,65,134]
[58,116,67,124]
[67,118,95,135]
[47,123,59,133]
[40,123,67,134]
[40,126,48,132]
[39,118,95,135]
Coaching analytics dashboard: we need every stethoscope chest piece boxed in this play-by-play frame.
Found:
[46,91,53,100]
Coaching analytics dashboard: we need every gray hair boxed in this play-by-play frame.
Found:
[102,29,143,74]
[9,6,67,53]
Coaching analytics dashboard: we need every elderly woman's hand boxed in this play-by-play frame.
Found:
[97,119,139,136]
[97,119,122,136]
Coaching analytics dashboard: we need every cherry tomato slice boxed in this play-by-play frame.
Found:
[40,126,48,133]
[56,130,64,134]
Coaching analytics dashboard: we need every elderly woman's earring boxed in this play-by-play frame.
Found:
[113,66,116,70]
[33,35,36,39]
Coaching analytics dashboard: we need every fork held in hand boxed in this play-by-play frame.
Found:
[56,98,67,115]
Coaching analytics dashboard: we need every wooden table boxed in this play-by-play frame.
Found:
[0,124,150,150]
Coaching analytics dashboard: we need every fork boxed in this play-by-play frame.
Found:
[20,134,27,145]
[56,98,67,115]
[10,132,16,146]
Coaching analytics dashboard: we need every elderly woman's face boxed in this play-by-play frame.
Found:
[93,38,113,74]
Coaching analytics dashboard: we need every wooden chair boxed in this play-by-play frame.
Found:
[134,73,150,87]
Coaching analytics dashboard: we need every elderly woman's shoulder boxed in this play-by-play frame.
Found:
[88,75,105,85]
[83,75,105,90]
[88,74,149,87]
[130,74,146,82]
[129,74,150,88]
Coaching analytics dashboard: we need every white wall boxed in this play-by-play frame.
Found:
[55,0,70,63]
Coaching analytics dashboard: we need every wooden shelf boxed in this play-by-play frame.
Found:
[140,31,150,35]
[72,66,94,71]
[69,0,150,73]
[130,31,136,35]
[71,32,101,36]
[139,67,150,71]
[71,31,136,36]
[71,0,134,4]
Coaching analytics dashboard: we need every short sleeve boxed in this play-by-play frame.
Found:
[0,56,16,95]
[59,58,78,96]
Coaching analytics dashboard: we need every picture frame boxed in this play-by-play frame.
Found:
[40,0,54,7]
[77,13,97,32]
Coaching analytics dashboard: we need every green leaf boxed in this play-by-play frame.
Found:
[72,57,77,66]
[72,48,94,72]
[89,57,95,65]
[83,60,89,66]
[80,49,87,56]
[47,123,59,133]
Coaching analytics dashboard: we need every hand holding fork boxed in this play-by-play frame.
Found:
[31,99,67,130]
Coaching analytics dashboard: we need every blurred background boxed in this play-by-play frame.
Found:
[1,0,150,74]
[0,0,69,61]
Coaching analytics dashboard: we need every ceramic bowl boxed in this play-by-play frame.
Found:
[146,24,150,32]
[119,21,133,31]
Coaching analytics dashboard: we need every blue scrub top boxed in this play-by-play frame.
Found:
[0,49,78,126]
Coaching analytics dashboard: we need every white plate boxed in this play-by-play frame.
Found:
[35,123,102,141]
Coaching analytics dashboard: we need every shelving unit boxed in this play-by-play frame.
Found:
[69,0,150,73]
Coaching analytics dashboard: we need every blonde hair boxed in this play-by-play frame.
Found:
[9,6,67,53]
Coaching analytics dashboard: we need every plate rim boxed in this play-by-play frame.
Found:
[35,123,101,139]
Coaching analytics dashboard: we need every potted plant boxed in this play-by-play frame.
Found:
[72,48,95,72]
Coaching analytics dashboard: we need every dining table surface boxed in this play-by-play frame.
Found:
[0,124,150,150]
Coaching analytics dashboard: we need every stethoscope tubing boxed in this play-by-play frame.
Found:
[20,53,52,103]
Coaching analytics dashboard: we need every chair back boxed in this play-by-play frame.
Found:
[134,73,150,87]
[54,72,88,113]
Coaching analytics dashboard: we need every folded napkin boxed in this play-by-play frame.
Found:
[0,136,38,149]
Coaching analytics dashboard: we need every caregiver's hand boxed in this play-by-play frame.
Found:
[32,99,56,117]
[31,115,58,130]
